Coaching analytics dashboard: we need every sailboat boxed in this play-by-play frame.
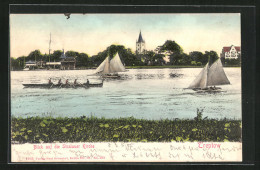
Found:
[188,58,230,92]
[95,52,126,78]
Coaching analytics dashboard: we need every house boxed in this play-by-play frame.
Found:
[60,50,76,70]
[46,62,61,69]
[220,45,241,59]
[24,60,37,70]
[36,60,46,68]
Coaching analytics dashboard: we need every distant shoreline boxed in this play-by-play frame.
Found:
[11,65,241,71]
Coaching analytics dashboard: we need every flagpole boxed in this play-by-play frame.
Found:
[49,33,51,62]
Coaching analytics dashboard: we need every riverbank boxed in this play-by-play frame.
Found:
[11,116,241,143]
[11,65,240,71]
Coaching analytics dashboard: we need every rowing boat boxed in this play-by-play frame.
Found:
[23,81,103,88]
[22,83,58,88]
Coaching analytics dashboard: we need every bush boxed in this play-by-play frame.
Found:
[191,61,197,65]
[196,62,202,66]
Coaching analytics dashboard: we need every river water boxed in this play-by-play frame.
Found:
[11,68,241,120]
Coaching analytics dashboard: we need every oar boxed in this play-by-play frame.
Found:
[79,83,88,89]
[49,83,54,89]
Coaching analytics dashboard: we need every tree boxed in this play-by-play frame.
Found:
[125,48,141,66]
[42,53,49,62]
[145,51,155,65]
[76,53,89,67]
[220,57,225,65]
[153,54,165,65]
[10,57,20,70]
[224,58,241,66]
[52,50,63,62]
[91,50,108,67]
[118,47,141,66]
[107,45,125,58]
[10,56,26,70]
[27,50,42,62]
[158,40,183,54]
[169,52,182,65]
[189,51,208,66]
[91,44,142,67]
[169,53,192,65]
[204,51,219,66]
[157,40,184,65]
[181,53,192,65]
[65,51,79,58]
[144,51,165,66]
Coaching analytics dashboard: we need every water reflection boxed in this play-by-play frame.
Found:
[135,73,165,79]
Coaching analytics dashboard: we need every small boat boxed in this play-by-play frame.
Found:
[23,80,103,89]
[83,81,103,87]
[95,53,126,78]
[188,58,230,92]
[22,83,58,88]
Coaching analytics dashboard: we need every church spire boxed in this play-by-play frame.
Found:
[137,30,145,43]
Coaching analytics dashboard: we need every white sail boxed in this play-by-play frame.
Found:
[207,59,230,86]
[188,59,230,89]
[109,53,126,73]
[188,63,208,89]
[94,53,125,75]
[103,56,110,74]
[95,56,108,74]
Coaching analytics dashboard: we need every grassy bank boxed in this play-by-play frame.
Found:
[11,115,241,143]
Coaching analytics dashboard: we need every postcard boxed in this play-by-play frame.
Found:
[10,12,242,162]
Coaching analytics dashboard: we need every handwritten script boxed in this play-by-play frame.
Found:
[11,142,242,162]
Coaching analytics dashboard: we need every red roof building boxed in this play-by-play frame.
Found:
[220,45,241,59]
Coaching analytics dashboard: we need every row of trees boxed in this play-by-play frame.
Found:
[91,45,143,67]
[11,50,90,70]
[144,40,219,66]
[10,45,143,70]
[11,40,240,70]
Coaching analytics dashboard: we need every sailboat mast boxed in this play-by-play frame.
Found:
[49,33,51,62]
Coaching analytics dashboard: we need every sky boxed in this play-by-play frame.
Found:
[10,13,241,58]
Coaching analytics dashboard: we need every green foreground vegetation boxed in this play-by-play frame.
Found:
[11,111,241,143]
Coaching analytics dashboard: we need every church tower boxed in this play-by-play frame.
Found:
[136,31,146,55]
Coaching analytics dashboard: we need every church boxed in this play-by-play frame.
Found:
[136,31,146,55]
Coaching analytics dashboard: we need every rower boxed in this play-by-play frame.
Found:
[74,79,77,85]
[58,78,62,84]
[48,78,52,84]
[86,79,89,85]
[65,79,69,85]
